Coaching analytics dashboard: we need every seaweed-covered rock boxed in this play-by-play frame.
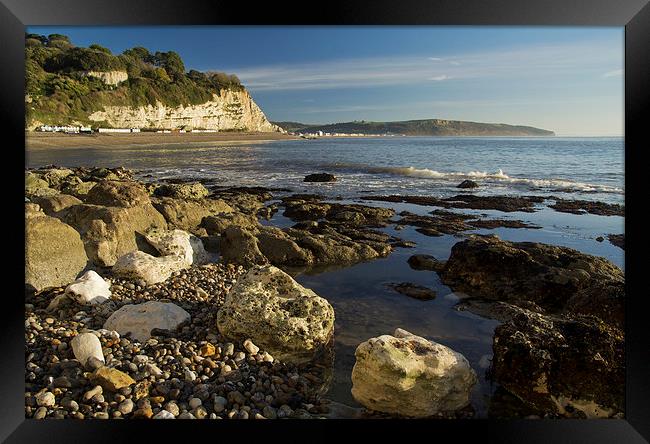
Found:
[219,226,268,267]
[287,228,384,265]
[25,206,88,292]
[387,283,437,300]
[154,182,209,200]
[63,203,167,267]
[25,172,51,195]
[351,328,476,417]
[85,180,151,208]
[457,180,479,189]
[304,173,336,182]
[200,212,259,235]
[152,197,233,232]
[440,235,624,326]
[491,306,624,417]
[256,227,314,267]
[31,194,83,216]
[407,254,445,272]
[216,265,335,364]
[62,180,96,198]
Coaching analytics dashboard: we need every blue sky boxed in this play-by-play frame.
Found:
[28,26,624,136]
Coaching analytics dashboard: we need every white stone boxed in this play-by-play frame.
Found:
[153,409,175,419]
[351,328,477,418]
[112,251,188,285]
[144,228,208,266]
[65,270,112,305]
[70,332,105,368]
[103,301,190,342]
[145,363,163,377]
[243,339,260,355]
[36,392,56,407]
[132,354,148,364]
[216,265,335,364]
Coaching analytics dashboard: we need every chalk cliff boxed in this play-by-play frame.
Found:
[87,89,282,132]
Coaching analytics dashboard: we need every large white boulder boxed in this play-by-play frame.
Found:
[103,301,190,342]
[144,228,208,266]
[112,251,188,285]
[351,328,477,417]
[216,265,334,364]
[71,332,105,368]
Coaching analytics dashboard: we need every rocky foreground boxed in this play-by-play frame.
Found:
[25,166,625,419]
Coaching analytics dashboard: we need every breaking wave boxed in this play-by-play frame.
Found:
[327,163,623,194]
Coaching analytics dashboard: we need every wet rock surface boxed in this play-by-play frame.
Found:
[361,194,546,212]
[407,254,445,272]
[439,235,624,326]
[548,198,624,216]
[491,306,624,417]
[395,210,539,237]
[457,180,479,189]
[387,283,437,300]
[608,234,624,250]
[304,173,337,183]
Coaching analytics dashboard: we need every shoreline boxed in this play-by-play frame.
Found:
[24,165,625,420]
[25,131,299,149]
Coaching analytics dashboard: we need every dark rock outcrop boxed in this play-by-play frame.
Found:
[549,198,624,217]
[457,180,479,189]
[407,254,445,272]
[439,235,624,326]
[491,306,624,417]
[85,180,151,208]
[608,234,624,250]
[387,283,437,300]
[304,173,336,183]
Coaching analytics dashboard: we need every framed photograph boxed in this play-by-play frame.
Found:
[3,0,648,441]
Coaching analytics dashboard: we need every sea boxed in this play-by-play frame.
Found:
[26,136,625,417]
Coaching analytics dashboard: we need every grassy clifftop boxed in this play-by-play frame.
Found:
[274,119,555,136]
[25,33,246,128]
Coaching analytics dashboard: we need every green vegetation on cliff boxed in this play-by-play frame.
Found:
[26,33,245,127]
[274,119,555,137]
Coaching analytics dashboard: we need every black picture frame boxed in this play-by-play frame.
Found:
[3,0,649,442]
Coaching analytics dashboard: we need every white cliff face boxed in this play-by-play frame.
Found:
[88,89,283,132]
[83,71,129,86]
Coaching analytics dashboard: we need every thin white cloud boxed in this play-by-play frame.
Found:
[428,57,443,61]
[603,69,623,78]
[216,40,621,92]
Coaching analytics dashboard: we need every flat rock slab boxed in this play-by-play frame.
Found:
[103,300,190,342]
[387,283,437,300]
[439,234,624,326]
[90,366,135,392]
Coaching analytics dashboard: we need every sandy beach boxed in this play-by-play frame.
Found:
[25,131,298,149]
